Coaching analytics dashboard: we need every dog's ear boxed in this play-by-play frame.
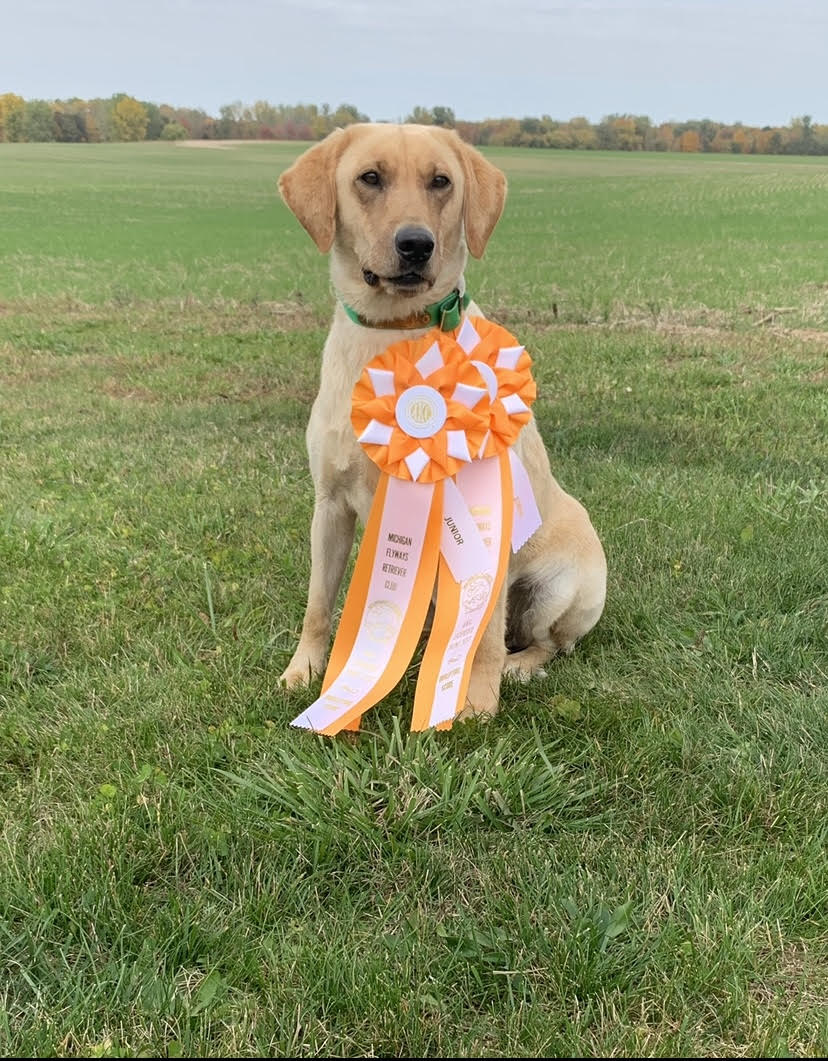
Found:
[278,129,347,253]
[454,137,507,259]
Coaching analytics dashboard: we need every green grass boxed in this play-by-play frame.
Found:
[1,142,826,327]
[1,142,826,1057]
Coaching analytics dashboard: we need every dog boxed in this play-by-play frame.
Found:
[277,122,606,720]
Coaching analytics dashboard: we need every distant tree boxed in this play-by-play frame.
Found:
[252,100,279,126]
[753,128,774,154]
[22,100,56,141]
[283,119,313,140]
[311,102,332,138]
[596,115,618,149]
[697,119,718,151]
[332,102,367,126]
[405,105,455,128]
[632,114,655,149]
[596,114,644,149]
[788,114,815,155]
[143,101,165,140]
[85,98,114,141]
[84,110,103,143]
[216,103,239,138]
[710,126,733,152]
[406,105,433,125]
[730,125,748,154]
[518,115,549,146]
[812,122,828,154]
[569,116,597,149]
[54,109,87,142]
[454,120,482,144]
[0,92,25,141]
[679,129,701,152]
[171,107,211,139]
[488,117,521,146]
[431,105,455,128]
[112,95,149,141]
[612,115,641,150]
[547,126,575,149]
[160,121,188,140]
[654,122,675,151]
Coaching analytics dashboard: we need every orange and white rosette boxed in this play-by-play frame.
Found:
[454,315,542,553]
[291,317,542,736]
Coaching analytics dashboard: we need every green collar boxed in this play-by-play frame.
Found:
[342,289,470,332]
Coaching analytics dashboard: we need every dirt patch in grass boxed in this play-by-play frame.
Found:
[99,378,162,403]
[170,297,324,335]
[0,295,326,335]
[490,298,827,339]
[751,941,828,1032]
[778,327,828,348]
[175,139,288,149]
[491,310,827,352]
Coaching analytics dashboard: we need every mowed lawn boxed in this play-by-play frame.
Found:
[0,142,826,1057]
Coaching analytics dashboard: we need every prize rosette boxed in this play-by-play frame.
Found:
[350,331,491,483]
[291,316,543,735]
[455,317,536,457]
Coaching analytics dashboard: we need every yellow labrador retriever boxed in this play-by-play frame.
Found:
[278,123,606,719]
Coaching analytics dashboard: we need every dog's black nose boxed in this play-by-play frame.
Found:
[395,226,435,266]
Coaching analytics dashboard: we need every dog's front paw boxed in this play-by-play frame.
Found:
[502,647,549,683]
[279,651,324,689]
[456,648,504,722]
[279,627,332,689]
[456,700,499,723]
[456,669,501,723]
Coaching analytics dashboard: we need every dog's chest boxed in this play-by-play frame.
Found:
[312,320,440,523]
[307,386,379,524]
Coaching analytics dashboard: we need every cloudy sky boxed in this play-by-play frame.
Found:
[4,0,827,125]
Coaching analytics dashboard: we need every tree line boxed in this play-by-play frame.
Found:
[1,94,825,156]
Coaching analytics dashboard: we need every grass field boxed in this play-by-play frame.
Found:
[1,141,826,1057]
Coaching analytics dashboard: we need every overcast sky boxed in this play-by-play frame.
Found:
[3,0,826,126]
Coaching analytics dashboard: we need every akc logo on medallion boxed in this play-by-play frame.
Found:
[462,574,493,612]
[365,600,403,641]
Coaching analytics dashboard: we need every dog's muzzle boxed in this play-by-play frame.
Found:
[362,226,435,290]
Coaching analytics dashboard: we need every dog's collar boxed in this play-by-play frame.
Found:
[341,289,470,332]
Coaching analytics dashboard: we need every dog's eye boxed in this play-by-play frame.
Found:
[359,170,381,187]
[430,175,451,189]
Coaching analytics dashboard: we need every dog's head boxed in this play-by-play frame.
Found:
[278,123,507,322]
